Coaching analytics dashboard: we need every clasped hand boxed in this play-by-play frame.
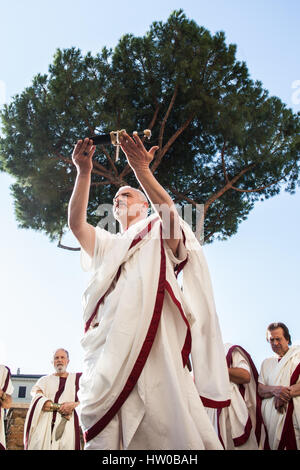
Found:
[273,386,292,413]
[59,401,75,419]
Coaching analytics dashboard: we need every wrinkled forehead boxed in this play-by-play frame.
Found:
[269,328,285,340]
[53,349,68,359]
[114,186,147,202]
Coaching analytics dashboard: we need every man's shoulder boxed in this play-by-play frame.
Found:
[289,345,300,362]
[95,224,121,239]
[68,372,82,378]
[38,374,52,382]
[261,356,278,367]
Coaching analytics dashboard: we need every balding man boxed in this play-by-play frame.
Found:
[24,349,82,450]
[258,323,300,449]
[68,133,230,450]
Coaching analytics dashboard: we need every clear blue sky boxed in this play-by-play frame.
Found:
[0,0,299,376]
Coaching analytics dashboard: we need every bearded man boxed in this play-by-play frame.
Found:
[258,323,300,449]
[24,349,82,450]
[68,133,231,450]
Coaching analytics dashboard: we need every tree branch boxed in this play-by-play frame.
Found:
[148,103,160,131]
[151,113,195,173]
[220,141,229,183]
[100,145,119,175]
[119,104,161,180]
[158,84,179,150]
[204,162,257,215]
[166,185,198,207]
[53,151,120,184]
[57,240,80,251]
[230,175,286,193]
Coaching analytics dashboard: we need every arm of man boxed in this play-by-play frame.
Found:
[289,382,300,398]
[0,389,12,409]
[68,138,96,258]
[228,367,251,385]
[59,401,79,416]
[34,388,53,411]
[258,382,291,402]
[120,132,181,255]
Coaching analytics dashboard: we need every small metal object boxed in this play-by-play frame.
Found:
[87,129,152,161]
[55,415,69,441]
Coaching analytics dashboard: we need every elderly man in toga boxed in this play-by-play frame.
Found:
[24,348,82,450]
[258,322,300,449]
[68,132,231,450]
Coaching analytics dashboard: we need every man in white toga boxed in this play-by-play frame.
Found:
[258,322,300,449]
[24,349,82,450]
[68,132,231,450]
[206,343,268,450]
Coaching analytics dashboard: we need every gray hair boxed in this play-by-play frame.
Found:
[266,323,292,346]
[53,348,69,359]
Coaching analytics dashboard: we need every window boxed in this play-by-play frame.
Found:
[18,386,26,398]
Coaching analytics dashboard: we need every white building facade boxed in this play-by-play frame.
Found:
[11,369,44,404]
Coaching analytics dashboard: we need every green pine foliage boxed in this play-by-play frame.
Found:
[0,10,299,245]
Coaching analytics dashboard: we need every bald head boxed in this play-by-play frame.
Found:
[115,186,148,204]
[113,186,149,229]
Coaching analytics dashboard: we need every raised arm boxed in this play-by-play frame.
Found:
[68,138,96,257]
[120,132,181,255]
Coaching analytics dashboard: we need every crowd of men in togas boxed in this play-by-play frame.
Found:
[1,325,299,451]
[1,133,299,451]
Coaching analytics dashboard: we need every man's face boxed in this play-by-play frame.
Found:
[113,188,147,224]
[53,349,69,374]
[268,328,289,357]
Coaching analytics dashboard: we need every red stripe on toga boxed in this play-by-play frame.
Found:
[84,223,166,443]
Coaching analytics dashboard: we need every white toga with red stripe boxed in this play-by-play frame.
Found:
[24,372,81,450]
[258,346,300,449]
[78,214,231,450]
[206,344,268,450]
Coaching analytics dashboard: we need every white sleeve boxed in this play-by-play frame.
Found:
[164,238,188,267]
[6,379,14,395]
[31,376,48,397]
[258,359,268,385]
[2,367,14,395]
[80,226,117,272]
[232,350,251,373]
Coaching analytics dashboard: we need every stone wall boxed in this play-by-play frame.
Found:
[5,403,29,450]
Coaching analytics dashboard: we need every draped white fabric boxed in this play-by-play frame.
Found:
[78,215,230,450]
[24,373,80,450]
[259,345,300,449]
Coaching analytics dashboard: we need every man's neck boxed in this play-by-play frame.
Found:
[54,372,69,378]
[278,348,289,358]
[120,214,147,232]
